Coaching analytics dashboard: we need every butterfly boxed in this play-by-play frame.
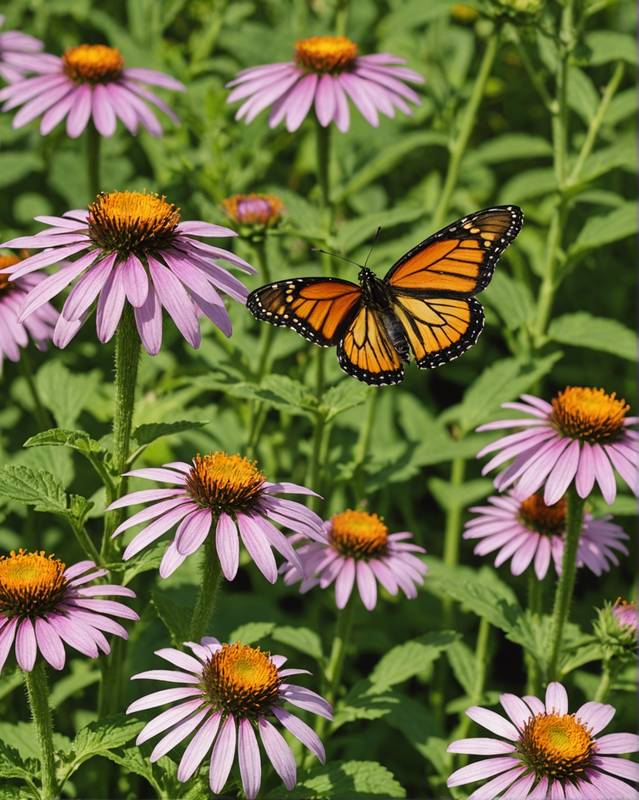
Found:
[246,205,523,386]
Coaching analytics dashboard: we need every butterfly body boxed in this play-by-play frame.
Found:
[247,205,523,386]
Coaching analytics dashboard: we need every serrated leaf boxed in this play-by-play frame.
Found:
[323,382,370,422]
[230,621,275,644]
[132,420,208,447]
[24,428,104,456]
[0,739,38,782]
[547,313,636,362]
[0,466,67,514]
[567,203,638,258]
[267,760,405,799]
[228,376,316,418]
[272,626,323,661]
[370,631,459,693]
[36,362,101,429]
[66,715,142,758]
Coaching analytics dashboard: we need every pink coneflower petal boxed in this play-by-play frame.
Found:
[120,254,149,307]
[209,715,237,794]
[236,513,278,583]
[136,698,204,745]
[177,711,221,781]
[238,718,261,800]
[544,439,581,505]
[96,264,127,342]
[134,286,163,355]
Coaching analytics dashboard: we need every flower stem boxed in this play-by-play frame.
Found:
[189,532,223,640]
[431,32,499,229]
[18,348,52,431]
[525,570,543,695]
[101,306,141,560]
[456,617,491,741]
[547,487,585,680]
[594,662,612,702]
[442,457,466,621]
[334,0,348,36]
[352,390,379,502]
[86,122,101,199]
[24,662,57,800]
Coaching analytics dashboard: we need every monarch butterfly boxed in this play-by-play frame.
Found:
[247,205,523,386]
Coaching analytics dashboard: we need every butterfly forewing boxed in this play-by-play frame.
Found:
[385,205,523,295]
[337,305,404,385]
[247,277,361,346]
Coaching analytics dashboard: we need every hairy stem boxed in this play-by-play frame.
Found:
[190,533,223,641]
[24,662,57,800]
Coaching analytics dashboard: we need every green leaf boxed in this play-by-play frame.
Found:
[49,661,100,709]
[547,313,636,362]
[0,466,67,513]
[24,428,104,457]
[567,203,638,258]
[229,376,317,418]
[36,362,101,429]
[337,132,447,200]
[0,153,41,187]
[585,32,636,65]
[483,272,535,330]
[151,588,191,645]
[336,205,424,253]
[323,382,370,422]
[333,686,400,729]
[445,353,561,433]
[579,138,635,184]
[428,477,492,512]
[370,631,459,693]
[383,695,441,762]
[468,134,552,165]
[272,626,323,661]
[230,621,275,645]
[498,168,556,204]
[567,67,599,122]
[132,420,209,447]
[268,760,405,799]
[446,640,476,696]
[67,716,141,757]
[0,739,38,783]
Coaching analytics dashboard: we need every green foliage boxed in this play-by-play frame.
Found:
[268,760,406,798]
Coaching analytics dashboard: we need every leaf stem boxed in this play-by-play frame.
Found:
[432,32,499,229]
[24,662,57,800]
[547,487,585,680]
[594,662,612,702]
[189,532,223,640]
[86,122,101,199]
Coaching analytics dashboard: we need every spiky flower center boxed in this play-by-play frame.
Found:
[185,453,265,513]
[0,550,68,617]
[330,510,388,558]
[62,44,124,83]
[295,35,358,73]
[201,643,281,718]
[222,194,284,227]
[613,598,638,631]
[87,191,181,256]
[0,255,20,294]
[518,493,566,537]
[551,387,629,443]
[518,713,593,780]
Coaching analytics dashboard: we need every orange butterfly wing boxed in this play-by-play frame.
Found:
[247,277,361,346]
[337,305,404,385]
[385,206,523,295]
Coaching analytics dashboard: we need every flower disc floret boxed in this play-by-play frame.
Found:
[0,550,67,617]
[519,713,593,780]
[295,35,359,73]
[329,509,388,558]
[62,44,124,83]
[518,493,566,537]
[88,191,181,256]
[551,387,629,443]
[0,255,19,292]
[202,643,281,718]
[185,453,266,513]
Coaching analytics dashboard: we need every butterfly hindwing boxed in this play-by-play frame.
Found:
[337,304,404,386]
[385,205,523,295]
[390,293,484,368]
[247,277,361,347]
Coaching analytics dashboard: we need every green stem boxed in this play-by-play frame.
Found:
[457,618,491,740]
[547,488,585,680]
[307,406,327,511]
[101,307,141,560]
[68,518,101,564]
[442,458,467,605]
[86,123,101,199]
[525,571,543,695]
[334,0,348,36]
[24,662,57,800]
[18,349,51,431]
[189,533,223,641]
[432,33,499,229]
[594,662,612,702]
[352,391,380,502]
[313,599,355,751]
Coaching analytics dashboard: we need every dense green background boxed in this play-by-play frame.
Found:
[0,1,636,798]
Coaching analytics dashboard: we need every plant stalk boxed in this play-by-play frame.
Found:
[189,533,223,641]
[24,662,57,800]
[86,122,101,199]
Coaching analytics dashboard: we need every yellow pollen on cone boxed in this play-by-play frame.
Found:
[518,493,566,537]
[185,452,265,511]
[295,35,358,73]
[0,550,68,615]
[551,386,629,443]
[0,255,20,292]
[330,509,389,558]
[62,44,124,83]
[202,642,280,717]
[520,713,593,779]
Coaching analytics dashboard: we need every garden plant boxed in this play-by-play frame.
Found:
[0,1,636,799]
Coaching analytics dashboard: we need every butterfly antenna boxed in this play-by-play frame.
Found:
[363,226,382,267]
[311,248,364,269]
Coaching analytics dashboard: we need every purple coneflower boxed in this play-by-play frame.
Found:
[227,35,423,132]
[127,637,331,800]
[281,509,427,610]
[108,452,325,583]
[0,43,184,137]
[464,490,628,579]
[477,389,639,505]
[0,253,57,371]
[222,193,285,233]
[0,549,138,672]
[0,191,253,354]
[447,681,639,799]
[0,15,44,83]
[612,598,638,632]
